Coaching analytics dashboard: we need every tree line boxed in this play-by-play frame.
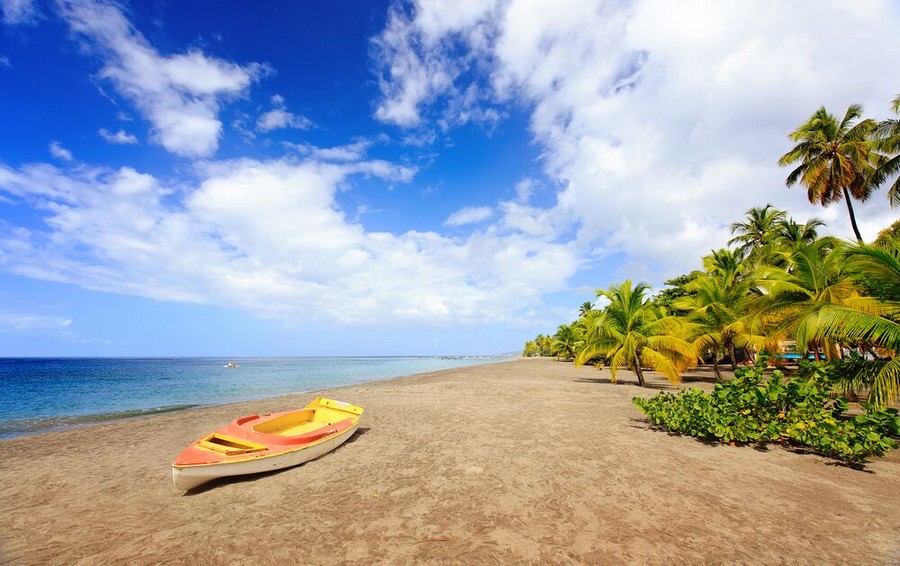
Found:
[524,96,900,408]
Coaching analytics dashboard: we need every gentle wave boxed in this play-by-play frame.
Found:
[0,404,201,439]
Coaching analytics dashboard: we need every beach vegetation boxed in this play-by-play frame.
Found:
[633,364,900,463]
[574,280,698,386]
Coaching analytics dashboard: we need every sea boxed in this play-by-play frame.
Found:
[0,356,504,439]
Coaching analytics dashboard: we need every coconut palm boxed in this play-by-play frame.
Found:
[578,301,594,318]
[729,205,787,257]
[871,94,900,208]
[775,216,826,247]
[575,280,698,386]
[778,105,878,242]
[757,238,856,361]
[810,236,900,406]
[551,324,582,360]
[675,270,760,378]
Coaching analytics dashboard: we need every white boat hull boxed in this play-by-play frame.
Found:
[172,421,359,491]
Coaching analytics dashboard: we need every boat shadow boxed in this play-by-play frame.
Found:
[181,427,371,495]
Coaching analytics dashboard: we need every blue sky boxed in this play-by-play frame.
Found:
[1,0,898,356]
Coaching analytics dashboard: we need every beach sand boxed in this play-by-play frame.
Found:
[1,358,899,564]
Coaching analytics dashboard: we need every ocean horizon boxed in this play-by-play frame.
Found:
[0,356,507,439]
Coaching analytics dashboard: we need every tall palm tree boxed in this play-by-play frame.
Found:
[729,205,787,257]
[778,105,877,242]
[575,280,698,386]
[871,94,900,208]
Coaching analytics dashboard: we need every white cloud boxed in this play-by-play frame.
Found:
[48,141,73,161]
[0,55,10,67]
[444,206,493,227]
[99,128,138,145]
[0,156,576,327]
[257,95,312,133]
[257,109,312,132]
[57,0,265,158]
[371,0,501,127]
[0,312,72,333]
[373,0,900,280]
[1,0,37,25]
[288,140,372,162]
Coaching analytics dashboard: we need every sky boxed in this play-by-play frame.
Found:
[0,0,898,357]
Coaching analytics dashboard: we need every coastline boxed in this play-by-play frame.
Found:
[0,356,509,440]
[1,358,898,563]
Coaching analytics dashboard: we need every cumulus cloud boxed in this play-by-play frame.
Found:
[371,0,501,127]
[444,206,493,227]
[373,0,900,279]
[57,0,265,158]
[0,156,576,326]
[98,128,138,145]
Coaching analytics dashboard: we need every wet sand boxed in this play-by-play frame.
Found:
[1,358,898,564]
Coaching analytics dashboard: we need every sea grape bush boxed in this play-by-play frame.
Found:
[632,365,900,462]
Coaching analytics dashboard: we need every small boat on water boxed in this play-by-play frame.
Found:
[224,361,238,368]
[172,397,364,490]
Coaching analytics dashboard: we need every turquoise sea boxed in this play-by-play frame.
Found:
[0,357,502,439]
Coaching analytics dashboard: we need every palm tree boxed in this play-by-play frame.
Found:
[775,216,826,247]
[675,271,759,378]
[871,94,900,208]
[757,238,856,361]
[778,105,878,242]
[575,280,698,386]
[551,324,582,360]
[578,301,594,318]
[729,205,787,257]
[811,236,900,406]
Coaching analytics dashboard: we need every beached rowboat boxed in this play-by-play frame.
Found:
[172,397,364,490]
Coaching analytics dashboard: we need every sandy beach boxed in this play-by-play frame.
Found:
[1,358,898,564]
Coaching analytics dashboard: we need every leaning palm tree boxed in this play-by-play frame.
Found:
[575,280,698,386]
[778,105,878,242]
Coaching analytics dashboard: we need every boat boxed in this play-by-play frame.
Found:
[224,361,238,368]
[172,397,364,490]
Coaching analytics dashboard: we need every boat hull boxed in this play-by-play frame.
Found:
[172,421,359,490]
[172,397,363,491]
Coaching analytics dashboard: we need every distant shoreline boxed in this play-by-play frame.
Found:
[0,356,514,440]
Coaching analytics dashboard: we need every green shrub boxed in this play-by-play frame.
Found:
[632,365,900,462]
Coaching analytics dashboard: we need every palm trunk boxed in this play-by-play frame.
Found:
[712,358,722,381]
[726,343,737,371]
[633,354,645,387]
[842,187,864,243]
